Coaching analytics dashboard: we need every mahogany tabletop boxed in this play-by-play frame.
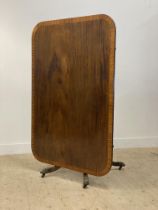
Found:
[32,14,116,176]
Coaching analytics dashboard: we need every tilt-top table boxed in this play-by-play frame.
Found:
[32,14,125,188]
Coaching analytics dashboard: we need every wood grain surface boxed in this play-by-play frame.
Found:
[32,14,116,176]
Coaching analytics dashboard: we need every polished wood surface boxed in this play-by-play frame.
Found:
[32,14,116,176]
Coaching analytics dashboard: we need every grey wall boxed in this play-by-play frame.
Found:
[0,0,158,154]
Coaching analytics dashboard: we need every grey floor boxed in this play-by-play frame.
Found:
[0,148,158,210]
